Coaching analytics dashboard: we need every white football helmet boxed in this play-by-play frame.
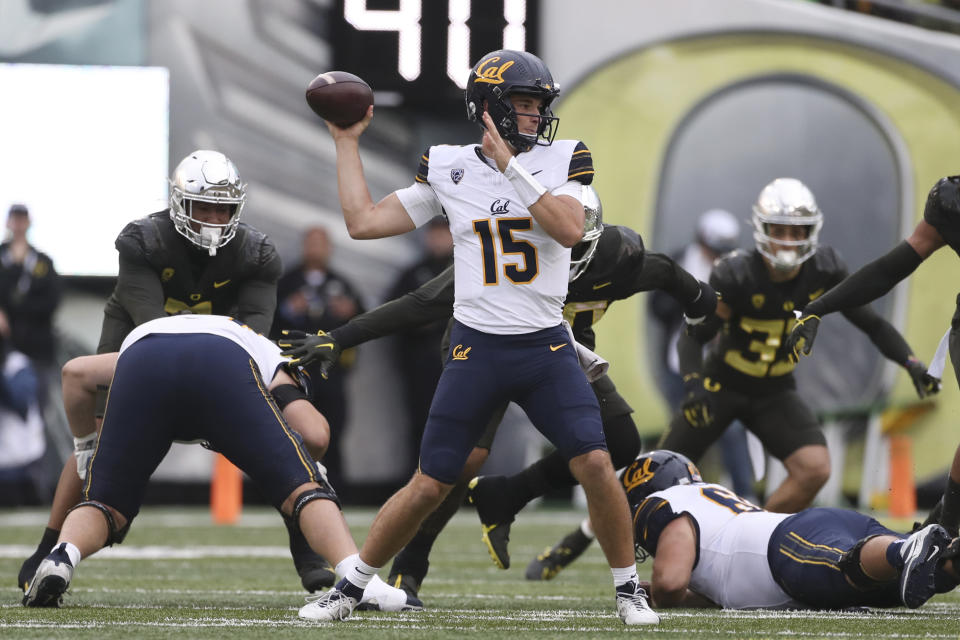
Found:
[569,185,604,282]
[169,150,247,256]
[752,178,822,270]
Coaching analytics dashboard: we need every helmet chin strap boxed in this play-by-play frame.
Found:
[201,226,222,256]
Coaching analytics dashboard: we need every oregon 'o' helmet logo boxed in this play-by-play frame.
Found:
[464,49,560,153]
[619,450,702,508]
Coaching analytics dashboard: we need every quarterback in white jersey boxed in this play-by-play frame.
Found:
[313,49,657,626]
[395,139,589,333]
[624,450,959,611]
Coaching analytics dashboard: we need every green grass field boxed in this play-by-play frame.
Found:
[1,506,958,639]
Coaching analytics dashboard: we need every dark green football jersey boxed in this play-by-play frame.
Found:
[706,247,848,395]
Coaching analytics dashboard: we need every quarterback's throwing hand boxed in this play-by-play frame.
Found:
[277,329,341,377]
[481,111,513,172]
[786,314,821,363]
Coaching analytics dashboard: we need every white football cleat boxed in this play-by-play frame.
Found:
[358,575,424,612]
[22,544,74,608]
[298,587,357,621]
[616,582,660,625]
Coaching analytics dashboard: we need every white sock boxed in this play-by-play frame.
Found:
[61,542,82,567]
[345,555,379,590]
[612,565,639,589]
[580,519,595,539]
[335,553,359,579]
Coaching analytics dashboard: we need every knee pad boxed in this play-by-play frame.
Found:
[602,413,642,470]
[837,535,885,590]
[293,484,341,529]
[68,500,130,547]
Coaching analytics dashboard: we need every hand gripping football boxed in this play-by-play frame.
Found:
[305,71,373,127]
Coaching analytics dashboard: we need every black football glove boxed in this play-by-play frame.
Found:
[681,374,715,429]
[277,329,341,378]
[786,314,821,363]
[905,357,941,398]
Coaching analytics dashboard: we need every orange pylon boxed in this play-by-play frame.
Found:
[210,453,242,524]
[888,434,916,518]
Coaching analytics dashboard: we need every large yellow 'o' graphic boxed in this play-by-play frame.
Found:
[556,33,960,474]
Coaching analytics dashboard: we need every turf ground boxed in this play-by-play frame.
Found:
[1,506,958,639]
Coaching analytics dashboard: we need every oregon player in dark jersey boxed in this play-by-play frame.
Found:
[279,186,717,597]
[17,151,334,594]
[523,178,939,585]
[788,175,955,535]
[662,178,935,515]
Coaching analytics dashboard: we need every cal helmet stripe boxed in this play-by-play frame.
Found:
[567,142,594,184]
[415,148,431,184]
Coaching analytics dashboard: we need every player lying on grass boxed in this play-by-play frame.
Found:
[22,314,421,617]
[624,450,959,610]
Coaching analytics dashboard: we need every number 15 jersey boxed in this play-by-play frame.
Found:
[397,140,593,334]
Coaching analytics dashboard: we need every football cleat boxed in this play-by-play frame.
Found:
[22,544,73,608]
[615,581,660,625]
[467,476,514,570]
[294,553,337,592]
[385,572,422,600]
[355,575,424,612]
[525,527,594,580]
[899,523,951,608]
[298,587,358,622]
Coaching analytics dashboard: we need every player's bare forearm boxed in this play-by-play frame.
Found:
[528,193,585,247]
[333,136,379,238]
[61,353,118,438]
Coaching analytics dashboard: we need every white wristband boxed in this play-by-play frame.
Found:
[504,156,547,208]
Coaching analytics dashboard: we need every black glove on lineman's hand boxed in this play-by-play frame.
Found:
[786,314,821,363]
[905,357,941,398]
[681,374,715,429]
[277,329,341,377]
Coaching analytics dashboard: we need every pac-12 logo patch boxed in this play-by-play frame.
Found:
[451,168,464,184]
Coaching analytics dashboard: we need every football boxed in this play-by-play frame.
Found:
[305,71,373,127]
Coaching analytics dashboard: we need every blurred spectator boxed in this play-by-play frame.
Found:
[384,217,453,471]
[0,204,61,376]
[273,226,364,490]
[649,208,757,501]
[0,342,47,506]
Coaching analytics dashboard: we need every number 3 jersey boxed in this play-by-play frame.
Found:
[706,246,848,395]
[396,140,593,334]
[634,483,801,610]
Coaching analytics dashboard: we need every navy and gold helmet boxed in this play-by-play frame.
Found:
[620,450,702,509]
[465,49,560,152]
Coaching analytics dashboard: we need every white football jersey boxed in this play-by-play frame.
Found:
[397,140,588,334]
[645,483,802,609]
[119,314,285,382]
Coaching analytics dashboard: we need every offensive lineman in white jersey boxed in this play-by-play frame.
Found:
[625,450,958,610]
[21,315,421,615]
[301,49,658,625]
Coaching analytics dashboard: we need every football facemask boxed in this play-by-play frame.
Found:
[752,178,822,270]
[169,150,247,256]
[569,185,604,282]
[465,49,560,153]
